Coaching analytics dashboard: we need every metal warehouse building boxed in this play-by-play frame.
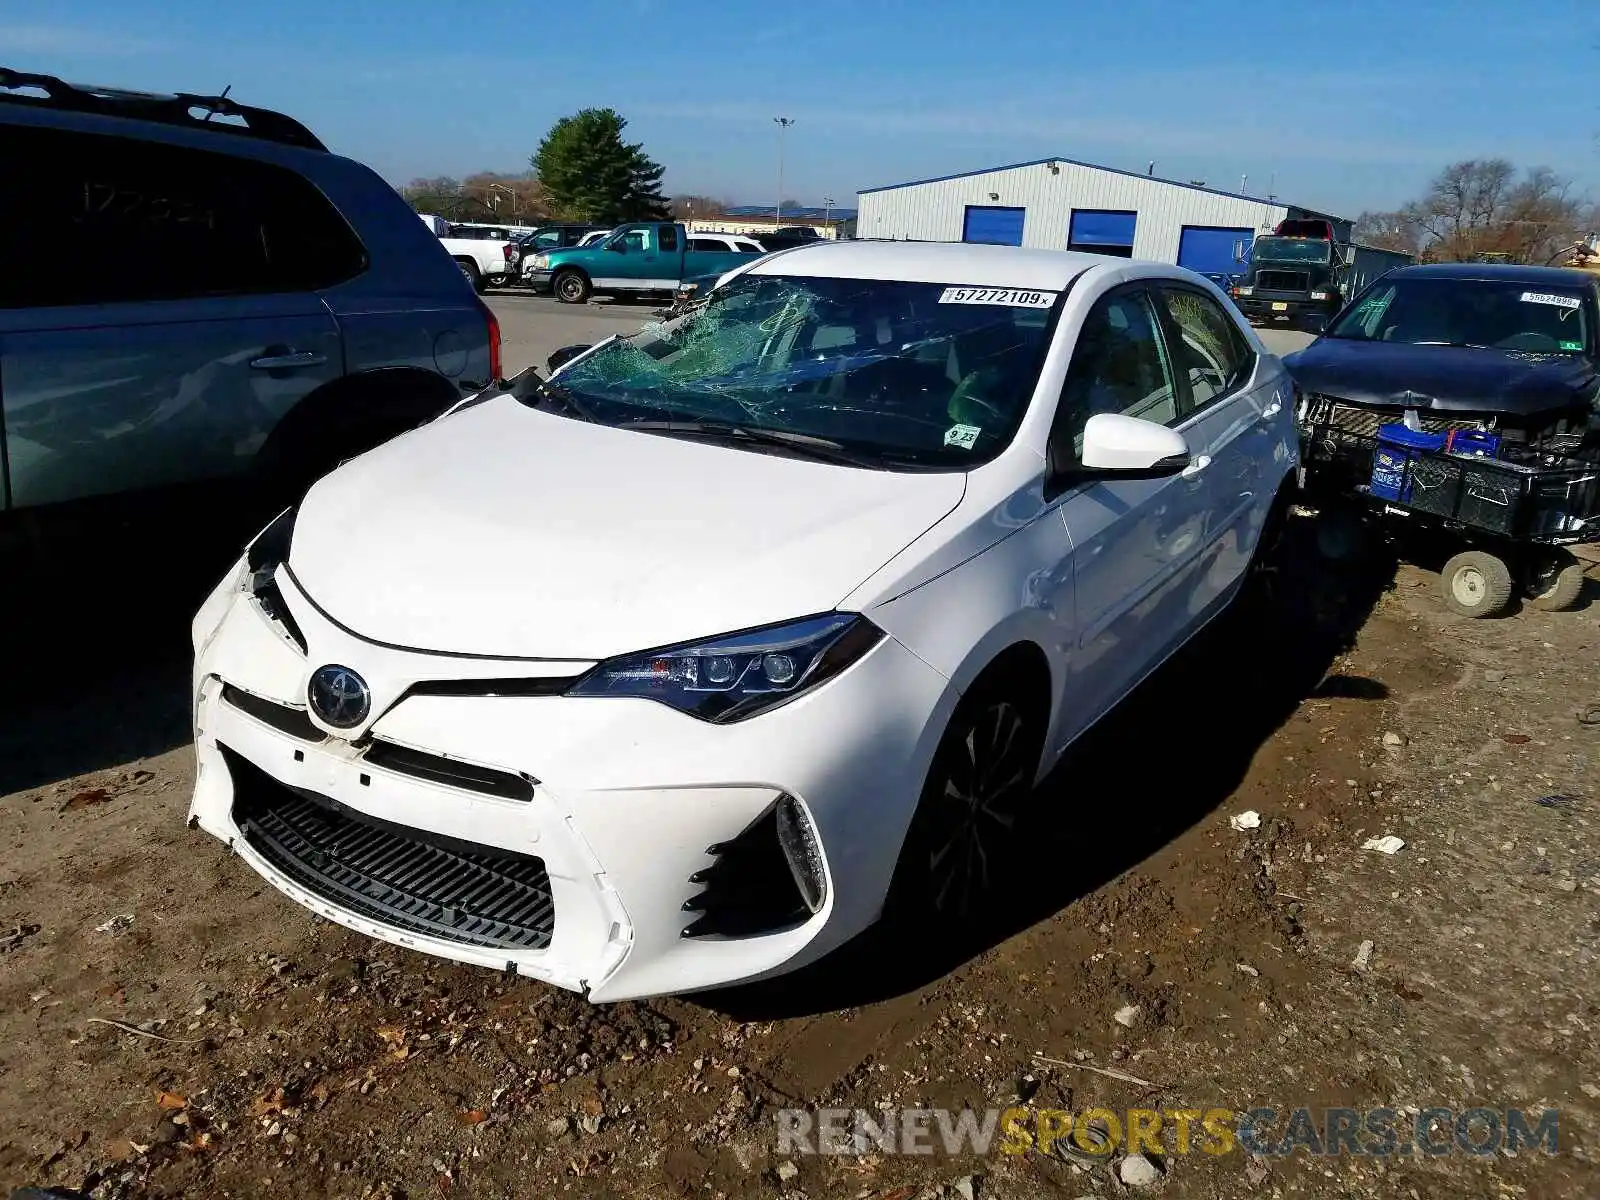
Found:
[855,156,1345,278]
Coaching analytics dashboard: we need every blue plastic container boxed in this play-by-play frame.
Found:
[1445,429,1501,459]
[1370,424,1446,501]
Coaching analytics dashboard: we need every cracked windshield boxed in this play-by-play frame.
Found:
[547,275,1057,468]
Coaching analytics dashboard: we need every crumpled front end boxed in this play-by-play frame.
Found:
[187,551,954,1001]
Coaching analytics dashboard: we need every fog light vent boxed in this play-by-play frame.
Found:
[680,794,824,939]
[775,794,826,914]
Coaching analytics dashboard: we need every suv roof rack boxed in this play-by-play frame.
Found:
[0,67,327,152]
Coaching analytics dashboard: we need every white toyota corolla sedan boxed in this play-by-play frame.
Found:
[189,240,1297,1001]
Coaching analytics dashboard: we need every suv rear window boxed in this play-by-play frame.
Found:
[0,125,368,308]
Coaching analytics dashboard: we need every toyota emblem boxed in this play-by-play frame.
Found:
[308,664,371,729]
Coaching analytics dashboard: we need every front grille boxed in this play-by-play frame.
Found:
[1256,270,1309,292]
[364,740,536,803]
[1318,401,1484,441]
[226,746,555,951]
[222,684,324,743]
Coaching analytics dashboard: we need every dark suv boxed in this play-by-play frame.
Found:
[0,68,501,542]
[517,224,612,253]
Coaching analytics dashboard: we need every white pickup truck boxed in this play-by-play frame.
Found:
[417,213,514,293]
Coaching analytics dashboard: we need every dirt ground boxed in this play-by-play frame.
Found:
[1,522,1597,1200]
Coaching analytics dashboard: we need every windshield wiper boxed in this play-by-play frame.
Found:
[622,419,888,468]
[1411,340,1490,349]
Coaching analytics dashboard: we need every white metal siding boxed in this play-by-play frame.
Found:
[856,163,1289,264]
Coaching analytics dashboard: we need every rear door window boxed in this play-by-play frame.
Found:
[0,125,367,308]
[659,225,679,252]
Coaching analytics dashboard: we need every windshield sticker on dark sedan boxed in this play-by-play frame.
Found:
[1519,291,1581,310]
[938,287,1056,308]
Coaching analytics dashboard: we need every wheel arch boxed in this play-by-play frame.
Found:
[935,628,1058,778]
[251,365,463,498]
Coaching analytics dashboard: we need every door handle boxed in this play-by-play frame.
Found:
[1181,454,1213,478]
[250,350,328,371]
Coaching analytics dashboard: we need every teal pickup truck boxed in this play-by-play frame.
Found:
[525,221,766,304]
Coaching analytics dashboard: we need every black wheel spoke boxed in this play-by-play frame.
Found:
[917,697,1036,919]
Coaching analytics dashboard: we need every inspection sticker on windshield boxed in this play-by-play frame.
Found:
[944,423,982,449]
[938,286,1056,308]
[1520,291,1580,309]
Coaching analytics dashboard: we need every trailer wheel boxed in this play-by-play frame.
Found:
[1441,550,1514,619]
[1525,549,1585,612]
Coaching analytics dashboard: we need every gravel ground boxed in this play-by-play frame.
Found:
[1,514,1596,1199]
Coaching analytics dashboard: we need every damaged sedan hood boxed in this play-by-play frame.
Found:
[287,395,966,660]
[1284,338,1599,417]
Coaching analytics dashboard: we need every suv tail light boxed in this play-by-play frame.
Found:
[502,241,516,265]
[476,299,502,382]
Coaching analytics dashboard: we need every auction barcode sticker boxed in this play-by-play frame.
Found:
[1519,291,1580,309]
[938,286,1057,308]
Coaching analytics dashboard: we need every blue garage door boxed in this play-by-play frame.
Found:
[962,205,1026,246]
[1069,209,1137,256]
[1177,226,1255,277]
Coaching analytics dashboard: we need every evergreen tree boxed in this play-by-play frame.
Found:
[531,109,670,223]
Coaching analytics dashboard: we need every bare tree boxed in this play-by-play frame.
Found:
[400,173,550,223]
[1401,160,1585,263]
[1352,209,1422,254]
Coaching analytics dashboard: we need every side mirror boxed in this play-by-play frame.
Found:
[1344,245,1357,266]
[1079,413,1191,476]
[546,344,592,373]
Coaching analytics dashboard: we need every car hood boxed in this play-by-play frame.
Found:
[288,396,967,660]
[1284,338,1598,416]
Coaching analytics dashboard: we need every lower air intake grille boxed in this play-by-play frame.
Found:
[225,747,554,950]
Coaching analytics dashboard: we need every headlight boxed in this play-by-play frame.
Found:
[532,254,550,270]
[1235,286,1253,296]
[567,614,884,722]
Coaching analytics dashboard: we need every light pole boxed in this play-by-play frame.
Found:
[823,195,834,229]
[774,116,794,226]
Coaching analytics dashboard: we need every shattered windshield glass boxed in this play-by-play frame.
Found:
[543,274,1060,469]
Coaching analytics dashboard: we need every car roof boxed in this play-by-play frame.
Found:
[1390,262,1597,287]
[746,240,1117,289]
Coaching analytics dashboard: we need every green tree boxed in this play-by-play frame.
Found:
[531,109,670,223]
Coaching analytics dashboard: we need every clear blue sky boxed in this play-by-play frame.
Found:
[3,0,1594,218]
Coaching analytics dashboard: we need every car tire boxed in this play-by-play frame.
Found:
[1525,549,1585,612]
[1441,550,1514,619]
[455,258,485,293]
[553,269,591,304]
[886,671,1045,927]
